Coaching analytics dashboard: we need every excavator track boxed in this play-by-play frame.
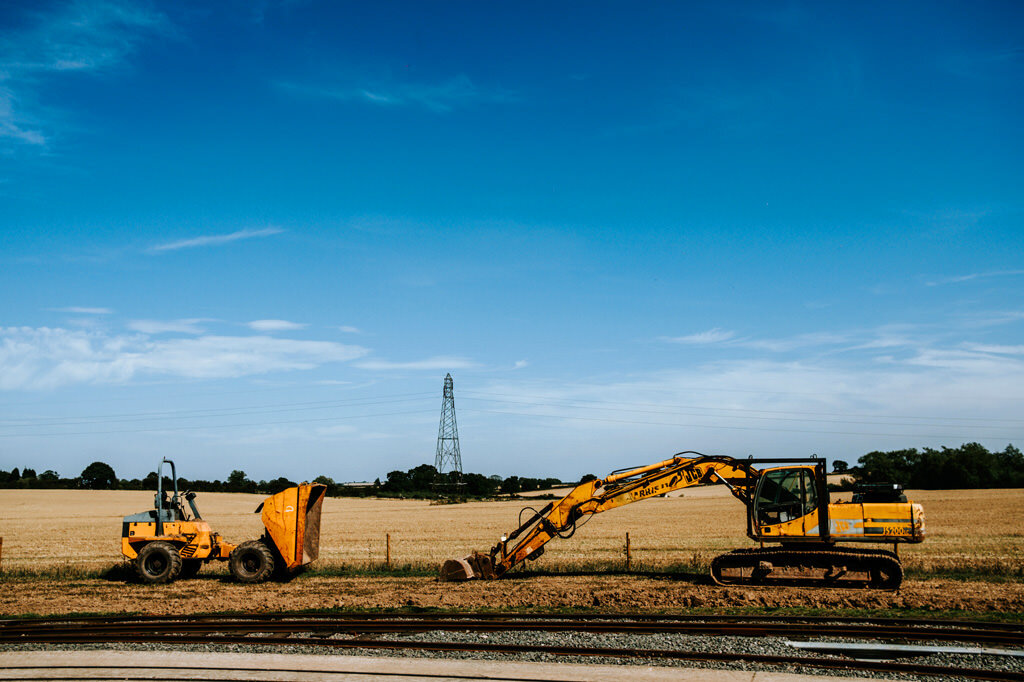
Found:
[710,546,903,590]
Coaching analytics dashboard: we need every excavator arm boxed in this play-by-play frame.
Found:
[441,452,759,581]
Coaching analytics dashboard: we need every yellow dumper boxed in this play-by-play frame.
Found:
[121,459,327,584]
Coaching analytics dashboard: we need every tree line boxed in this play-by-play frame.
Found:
[843,442,1024,489]
[0,461,567,498]
[2,442,1020,495]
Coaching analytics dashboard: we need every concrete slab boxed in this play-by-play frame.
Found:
[0,649,896,681]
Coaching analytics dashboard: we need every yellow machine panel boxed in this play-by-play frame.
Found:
[258,483,327,570]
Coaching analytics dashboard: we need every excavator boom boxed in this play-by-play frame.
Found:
[441,453,756,581]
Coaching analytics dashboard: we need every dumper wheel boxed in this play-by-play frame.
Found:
[229,540,275,583]
[180,559,203,579]
[135,541,182,584]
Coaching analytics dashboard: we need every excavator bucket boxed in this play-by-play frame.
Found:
[439,551,497,581]
[258,483,328,571]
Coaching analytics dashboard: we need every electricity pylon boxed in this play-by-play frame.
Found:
[434,373,463,489]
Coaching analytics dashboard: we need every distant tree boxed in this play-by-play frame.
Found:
[226,469,256,494]
[832,460,849,474]
[21,468,37,479]
[80,461,117,490]
[409,464,438,491]
[579,473,597,484]
[384,469,411,493]
[502,476,521,495]
[264,477,297,494]
[39,470,60,482]
[462,472,499,497]
[10,468,20,481]
[313,475,338,496]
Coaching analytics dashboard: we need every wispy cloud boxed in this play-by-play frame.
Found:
[664,328,736,345]
[0,326,368,390]
[660,326,928,357]
[354,356,478,371]
[48,307,113,315]
[962,343,1024,356]
[338,325,362,334]
[128,319,207,335]
[247,319,306,332]
[150,228,284,253]
[0,1,170,148]
[278,74,518,113]
[926,270,1024,286]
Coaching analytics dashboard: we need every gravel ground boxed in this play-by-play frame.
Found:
[2,629,1022,682]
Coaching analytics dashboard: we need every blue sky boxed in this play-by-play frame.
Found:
[1,1,1022,482]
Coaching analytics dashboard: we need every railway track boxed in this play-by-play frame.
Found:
[2,612,1021,681]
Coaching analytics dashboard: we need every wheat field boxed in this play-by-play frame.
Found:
[0,486,1021,576]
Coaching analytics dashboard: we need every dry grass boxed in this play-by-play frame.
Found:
[0,487,1021,578]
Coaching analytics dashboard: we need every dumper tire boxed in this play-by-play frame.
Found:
[229,540,275,583]
[135,541,182,584]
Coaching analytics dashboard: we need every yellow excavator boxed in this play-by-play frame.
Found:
[441,452,925,588]
[121,459,327,584]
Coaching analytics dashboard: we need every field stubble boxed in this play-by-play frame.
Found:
[0,486,1021,580]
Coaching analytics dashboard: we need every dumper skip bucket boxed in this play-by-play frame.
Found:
[258,483,327,571]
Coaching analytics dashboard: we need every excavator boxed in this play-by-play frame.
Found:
[122,459,327,584]
[441,452,925,589]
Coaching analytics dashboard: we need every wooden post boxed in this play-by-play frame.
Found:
[625,532,631,572]
[386,533,391,569]
[0,536,3,573]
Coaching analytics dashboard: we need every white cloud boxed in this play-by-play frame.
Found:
[338,326,362,334]
[926,270,1024,286]
[279,74,518,114]
[248,319,306,332]
[469,341,1024,451]
[354,356,478,371]
[963,343,1024,355]
[665,328,736,344]
[49,307,113,315]
[151,228,283,252]
[128,319,206,335]
[742,332,853,353]
[0,327,368,390]
[0,1,170,148]
[513,360,529,370]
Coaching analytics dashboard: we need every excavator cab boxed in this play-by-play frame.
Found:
[749,462,828,541]
[754,466,819,526]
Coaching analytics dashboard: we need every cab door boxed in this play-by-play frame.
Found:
[753,466,819,539]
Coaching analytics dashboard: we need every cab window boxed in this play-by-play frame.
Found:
[757,468,817,525]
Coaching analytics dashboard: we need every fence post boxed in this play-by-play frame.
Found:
[386,533,391,569]
[0,536,3,573]
[625,532,631,572]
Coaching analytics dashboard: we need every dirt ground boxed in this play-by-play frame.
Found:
[2,574,1023,617]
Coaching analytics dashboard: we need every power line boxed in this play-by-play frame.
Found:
[459,390,1024,425]
[460,406,1021,441]
[0,407,437,438]
[0,392,436,427]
